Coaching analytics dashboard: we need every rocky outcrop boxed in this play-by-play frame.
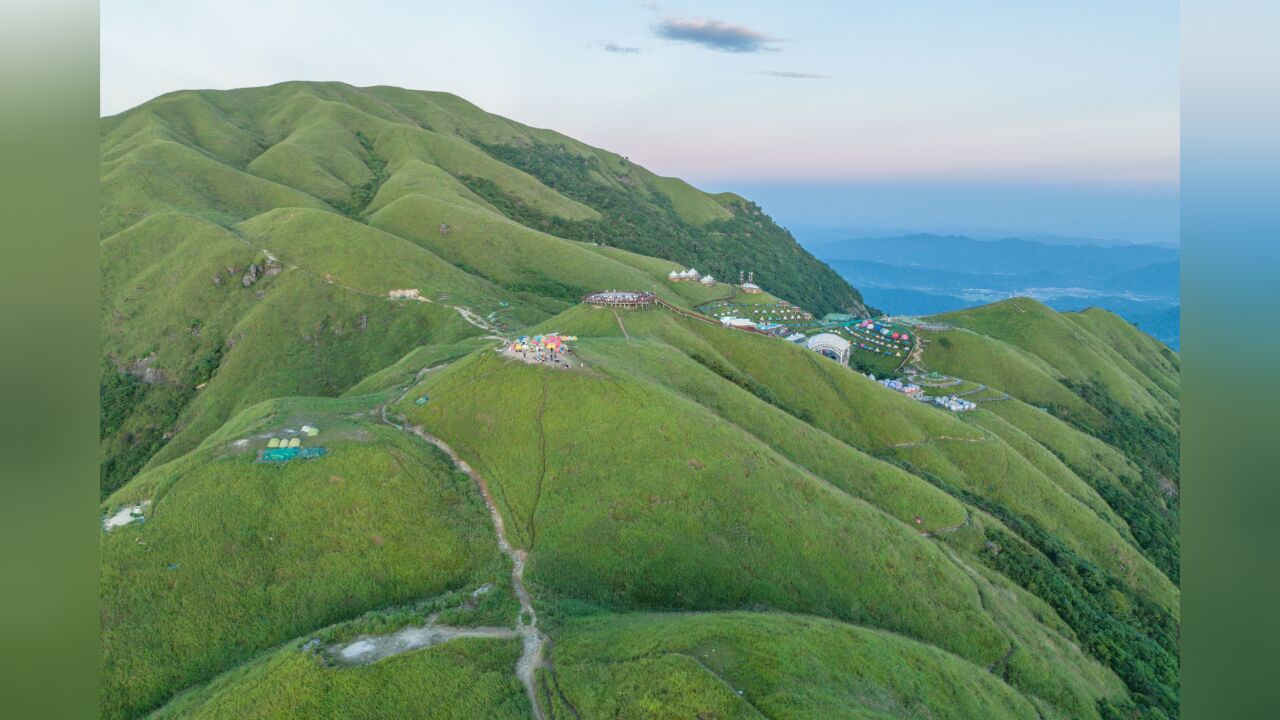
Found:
[123,353,167,385]
[241,263,261,287]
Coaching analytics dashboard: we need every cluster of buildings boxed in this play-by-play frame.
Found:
[719,315,757,329]
[667,267,763,294]
[668,268,718,286]
[878,377,924,397]
[717,316,795,338]
[930,395,977,412]
[872,377,976,412]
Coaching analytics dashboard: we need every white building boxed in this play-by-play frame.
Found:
[932,395,977,412]
[700,274,717,285]
[805,333,851,365]
[878,378,925,397]
[720,316,757,329]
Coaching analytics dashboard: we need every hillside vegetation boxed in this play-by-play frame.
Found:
[101,83,1177,719]
[101,82,866,497]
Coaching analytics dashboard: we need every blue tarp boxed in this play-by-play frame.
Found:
[260,447,328,463]
[260,448,299,462]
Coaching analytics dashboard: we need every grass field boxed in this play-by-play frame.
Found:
[100,82,1180,719]
[547,612,1049,720]
[931,299,1177,432]
[151,638,529,720]
[393,348,1010,666]
[101,397,509,720]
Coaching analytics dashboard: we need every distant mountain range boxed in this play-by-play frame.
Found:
[803,233,1180,349]
[790,224,1172,249]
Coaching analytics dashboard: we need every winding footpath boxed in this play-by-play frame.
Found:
[451,304,503,334]
[381,371,548,720]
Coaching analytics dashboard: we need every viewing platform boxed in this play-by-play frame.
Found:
[582,290,656,309]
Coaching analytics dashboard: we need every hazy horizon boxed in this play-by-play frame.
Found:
[712,181,1180,247]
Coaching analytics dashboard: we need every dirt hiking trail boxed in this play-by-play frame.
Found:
[381,371,548,720]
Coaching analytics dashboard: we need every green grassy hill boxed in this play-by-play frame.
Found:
[100,396,514,720]
[921,300,1180,586]
[150,638,530,720]
[547,612,1047,720]
[101,83,1178,719]
[100,81,865,498]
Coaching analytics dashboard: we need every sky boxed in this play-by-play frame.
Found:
[100,0,1180,244]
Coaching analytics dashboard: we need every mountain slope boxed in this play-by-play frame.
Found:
[102,81,862,313]
[100,81,865,496]
[100,83,1178,720]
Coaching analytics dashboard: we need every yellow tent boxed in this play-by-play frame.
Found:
[288,437,302,448]
[267,438,280,448]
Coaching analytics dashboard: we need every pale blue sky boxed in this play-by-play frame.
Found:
[101,1,1179,242]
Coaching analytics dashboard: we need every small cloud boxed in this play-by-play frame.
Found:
[755,70,828,79]
[653,17,777,53]
[601,43,643,54]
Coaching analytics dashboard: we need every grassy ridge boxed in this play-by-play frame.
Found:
[394,349,1009,667]
[101,82,831,491]
[547,612,1044,720]
[102,82,862,315]
[150,639,529,720]
[581,339,968,532]
[932,299,1177,432]
[101,399,507,720]
[100,206,494,490]
[562,308,1176,608]
[924,300,1180,585]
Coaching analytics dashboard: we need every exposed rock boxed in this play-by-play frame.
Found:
[212,275,222,287]
[438,223,451,236]
[123,353,167,385]
[359,314,368,331]
[242,263,261,287]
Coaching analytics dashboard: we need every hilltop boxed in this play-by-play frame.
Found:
[100,83,1178,719]
[100,81,866,496]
